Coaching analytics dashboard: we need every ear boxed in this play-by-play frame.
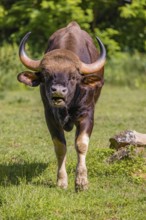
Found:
[81,73,104,87]
[17,71,41,87]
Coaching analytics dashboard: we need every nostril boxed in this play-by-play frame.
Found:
[62,88,67,93]
[62,88,68,95]
[51,85,68,94]
[51,86,57,92]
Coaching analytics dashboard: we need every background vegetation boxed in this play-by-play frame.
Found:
[0,0,146,90]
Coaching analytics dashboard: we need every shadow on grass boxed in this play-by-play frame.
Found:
[0,162,55,187]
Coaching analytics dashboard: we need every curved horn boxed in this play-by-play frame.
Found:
[80,37,106,74]
[19,32,41,71]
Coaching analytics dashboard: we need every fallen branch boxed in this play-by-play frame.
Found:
[109,130,146,150]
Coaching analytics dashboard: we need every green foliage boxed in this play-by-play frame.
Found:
[120,0,146,19]
[0,0,145,54]
[94,27,121,57]
[0,0,93,53]
[106,52,146,88]
[119,0,146,52]
[0,44,23,91]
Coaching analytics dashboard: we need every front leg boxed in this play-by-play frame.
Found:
[53,137,68,189]
[75,118,93,191]
[44,110,68,189]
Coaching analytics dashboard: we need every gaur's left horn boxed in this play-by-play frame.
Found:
[80,37,106,74]
[19,32,41,71]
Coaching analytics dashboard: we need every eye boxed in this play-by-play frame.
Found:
[44,73,52,81]
[72,76,76,80]
[34,72,44,82]
[70,75,76,80]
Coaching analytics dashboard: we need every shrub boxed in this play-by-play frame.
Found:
[106,52,146,88]
[0,44,23,91]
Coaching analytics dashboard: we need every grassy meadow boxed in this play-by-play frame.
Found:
[0,85,146,220]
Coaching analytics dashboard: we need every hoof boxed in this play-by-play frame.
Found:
[57,178,68,189]
[75,177,88,192]
[75,166,88,192]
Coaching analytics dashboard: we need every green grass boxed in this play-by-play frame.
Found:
[0,86,146,220]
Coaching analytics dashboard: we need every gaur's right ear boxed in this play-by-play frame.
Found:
[17,71,41,87]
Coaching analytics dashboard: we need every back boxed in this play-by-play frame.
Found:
[45,21,98,64]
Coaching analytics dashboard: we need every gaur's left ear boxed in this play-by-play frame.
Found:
[81,73,104,87]
[17,71,41,87]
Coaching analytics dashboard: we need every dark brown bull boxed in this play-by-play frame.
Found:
[17,21,106,191]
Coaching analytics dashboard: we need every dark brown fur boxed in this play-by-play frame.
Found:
[18,21,105,190]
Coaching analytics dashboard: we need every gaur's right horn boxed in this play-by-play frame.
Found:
[19,32,41,71]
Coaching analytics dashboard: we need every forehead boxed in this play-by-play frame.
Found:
[40,49,81,75]
[42,65,77,77]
